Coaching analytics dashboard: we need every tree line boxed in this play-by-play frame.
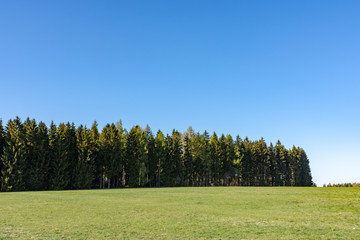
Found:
[0,117,313,191]
[323,183,360,187]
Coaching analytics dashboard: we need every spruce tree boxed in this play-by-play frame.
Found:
[182,127,194,186]
[145,126,156,187]
[90,121,101,188]
[224,134,235,186]
[240,137,254,186]
[154,130,166,187]
[209,132,220,186]
[125,126,147,187]
[0,120,5,189]
[49,123,73,190]
[233,135,243,186]
[37,121,50,190]
[74,125,95,189]
[1,117,26,191]
[23,118,42,190]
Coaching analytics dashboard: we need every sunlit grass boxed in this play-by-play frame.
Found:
[0,187,359,239]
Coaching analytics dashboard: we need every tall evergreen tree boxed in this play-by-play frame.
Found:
[37,121,51,190]
[240,137,254,186]
[182,127,194,186]
[90,121,101,188]
[23,118,50,190]
[116,120,127,188]
[209,132,220,186]
[144,126,156,187]
[297,148,313,186]
[224,134,235,185]
[100,123,123,188]
[74,125,95,189]
[23,118,38,190]
[1,117,26,191]
[233,135,243,185]
[49,123,75,190]
[0,120,6,189]
[154,130,166,187]
[125,126,147,187]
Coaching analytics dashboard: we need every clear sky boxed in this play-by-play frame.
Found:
[1,1,359,186]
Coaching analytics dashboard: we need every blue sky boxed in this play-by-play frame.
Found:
[1,1,359,186]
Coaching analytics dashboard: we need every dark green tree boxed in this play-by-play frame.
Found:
[125,126,147,187]
[36,121,51,190]
[74,125,95,189]
[182,127,194,186]
[1,117,26,191]
[154,130,166,187]
[0,120,6,189]
[209,132,220,186]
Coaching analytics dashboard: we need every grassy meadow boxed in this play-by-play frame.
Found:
[0,187,359,239]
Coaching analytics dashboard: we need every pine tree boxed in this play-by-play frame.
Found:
[74,125,95,189]
[23,118,50,190]
[116,120,127,188]
[268,143,276,186]
[201,131,211,186]
[233,135,243,186]
[0,120,5,189]
[49,123,74,190]
[125,126,147,187]
[23,118,39,190]
[37,121,51,190]
[100,123,124,188]
[224,134,235,186]
[182,127,194,186]
[145,126,156,187]
[154,130,166,187]
[89,121,101,188]
[240,137,254,186]
[1,117,27,191]
[297,148,313,186]
[209,132,220,186]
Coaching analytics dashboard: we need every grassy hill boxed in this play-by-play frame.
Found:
[0,187,359,239]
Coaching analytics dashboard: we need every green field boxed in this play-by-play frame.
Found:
[0,187,359,239]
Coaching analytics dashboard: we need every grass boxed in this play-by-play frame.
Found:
[0,187,359,239]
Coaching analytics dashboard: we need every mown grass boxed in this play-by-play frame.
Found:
[0,187,359,239]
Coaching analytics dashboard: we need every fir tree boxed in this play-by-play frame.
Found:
[1,117,26,191]
[209,132,220,186]
[154,130,166,187]
[0,120,5,189]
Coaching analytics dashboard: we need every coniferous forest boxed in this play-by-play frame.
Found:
[0,117,313,192]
